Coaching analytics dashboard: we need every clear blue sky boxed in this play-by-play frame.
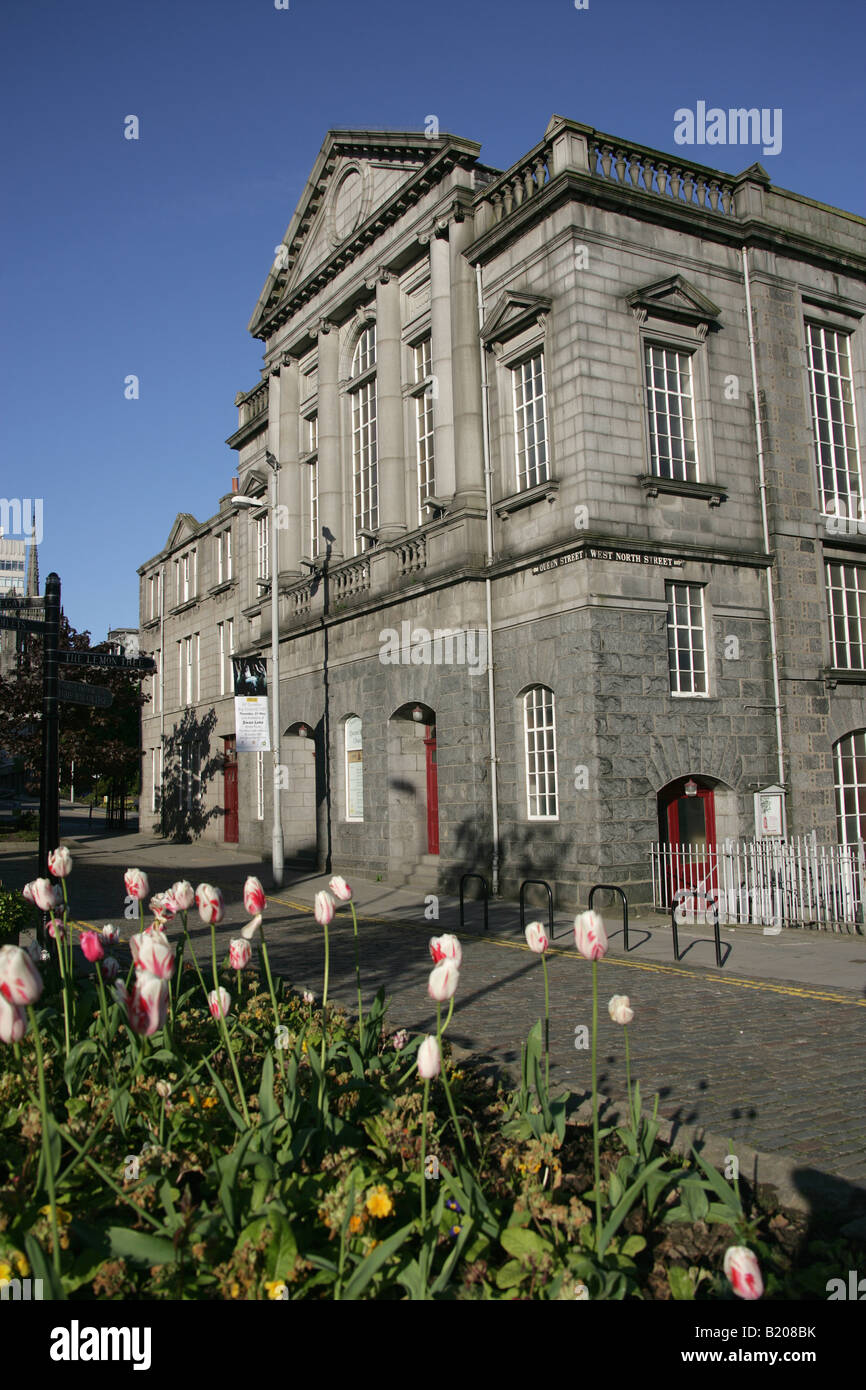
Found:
[1,0,863,639]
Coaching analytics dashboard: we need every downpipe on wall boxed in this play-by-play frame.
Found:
[476,259,500,896]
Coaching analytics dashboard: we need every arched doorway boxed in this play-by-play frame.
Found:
[387,702,439,883]
[658,775,717,906]
[281,720,317,864]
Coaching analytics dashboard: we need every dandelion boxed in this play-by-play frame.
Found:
[365,1186,394,1219]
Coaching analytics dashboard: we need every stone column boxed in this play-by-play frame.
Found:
[267,369,283,577]
[278,355,301,578]
[426,227,456,501]
[449,215,486,509]
[372,270,407,541]
[315,319,343,561]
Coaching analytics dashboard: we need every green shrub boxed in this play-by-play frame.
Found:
[0,885,37,945]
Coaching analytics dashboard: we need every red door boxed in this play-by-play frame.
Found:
[664,778,717,908]
[424,726,439,855]
[224,736,238,843]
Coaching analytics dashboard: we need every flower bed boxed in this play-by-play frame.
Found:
[0,859,858,1300]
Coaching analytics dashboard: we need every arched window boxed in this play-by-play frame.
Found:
[349,325,377,553]
[833,730,866,846]
[523,686,558,820]
[345,714,364,822]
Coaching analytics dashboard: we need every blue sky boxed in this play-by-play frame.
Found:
[1,0,864,639]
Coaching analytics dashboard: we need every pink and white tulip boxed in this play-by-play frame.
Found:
[171,880,195,911]
[48,846,72,878]
[229,939,251,971]
[429,934,462,968]
[130,928,176,980]
[115,972,169,1037]
[314,891,335,926]
[241,914,262,940]
[723,1246,763,1300]
[47,918,66,942]
[208,987,231,1020]
[28,879,61,912]
[608,994,634,1025]
[80,931,105,964]
[328,876,352,902]
[0,945,44,1006]
[574,911,608,961]
[417,1035,441,1079]
[195,883,225,925]
[524,920,549,954]
[428,958,459,1002]
[124,868,149,900]
[101,925,119,944]
[0,994,28,1044]
[243,877,267,916]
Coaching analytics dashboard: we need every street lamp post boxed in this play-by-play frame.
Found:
[232,452,285,888]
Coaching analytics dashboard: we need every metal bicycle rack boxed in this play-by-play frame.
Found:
[519,878,556,940]
[670,890,724,967]
[588,883,631,951]
[459,873,489,933]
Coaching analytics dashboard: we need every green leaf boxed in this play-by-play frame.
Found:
[621,1234,646,1257]
[500,1227,552,1260]
[258,1051,277,1125]
[106,1227,177,1267]
[690,1145,743,1218]
[598,1154,670,1255]
[608,1172,623,1206]
[668,1265,696,1300]
[342,1221,415,1300]
[680,1174,709,1223]
[24,1233,66,1300]
[495,1259,526,1290]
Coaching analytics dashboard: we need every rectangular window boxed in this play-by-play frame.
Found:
[524,687,558,820]
[149,573,161,620]
[826,561,866,670]
[806,322,863,516]
[306,413,319,558]
[666,581,708,695]
[151,748,158,814]
[645,344,699,482]
[256,750,264,820]
[216,531,233,585]
[176,640,182,706]
[174,559,181,606]
[256,514,269,581]
[218,622,226,696]
[352,381,378,551]
[413,338,435,522]
[152,655,160,714]
[512,353,548,492]
[194,632,200,702]
[184,636,193,705]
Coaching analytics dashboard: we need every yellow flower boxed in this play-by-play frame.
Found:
[39,1205,71,1225]
[348,1214,363,1234]
[0,1262,11,1281]
[365,1186,394,1219]
[203,1097,219,1109]
[230,1282,240,1299]
[264,1280,287,1300]
[14,1254,28,1277]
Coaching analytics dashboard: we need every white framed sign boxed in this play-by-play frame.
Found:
[754,785,785,838]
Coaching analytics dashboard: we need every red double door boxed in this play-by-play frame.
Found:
[424,726,439,856]
[662,777,717,904]
[223,736,238,843]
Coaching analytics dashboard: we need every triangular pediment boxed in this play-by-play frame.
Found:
[480,291,552,347]
[249,128,481,339]
[627,275,721,327]
[165,513,200,551]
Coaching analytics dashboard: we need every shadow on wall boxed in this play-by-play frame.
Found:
[446,813,577,901]
[158,708,223,844]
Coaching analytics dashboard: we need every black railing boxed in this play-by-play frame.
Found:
[588,883,630,952]
[519,878,556,941]
[459,873,489,933]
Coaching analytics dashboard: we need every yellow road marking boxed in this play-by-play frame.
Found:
[271,896,865,1006]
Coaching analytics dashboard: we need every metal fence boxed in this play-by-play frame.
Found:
[650,836,866,930]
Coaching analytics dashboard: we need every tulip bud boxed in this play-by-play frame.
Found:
[302,989,315,1005]
[29,879,61,912]
[130,929,175,980]
[392,1028,408,1051]
[314,890,335,926]
[170,880,195,911]
[208,987,231,1020]
[80,931,105,964]
[48,846,72,879]
[0,945,44,1006]
[47,918,66,942]
[608,994,634,1026]
[428,958,459,1002]
[241,914,262,940]
[524,920,549,954]
[149,891,177,921]
[573,910,608,961]
[124,868,149,900]
[156,1080,172,1099]
[0,994,28,1045]
[115,973,169,1036]
[723,1246,763,1300]
[229,939,251,971]
[101,925,119,944]
[328,876,352,902]
[195,883,225,926]
[243,876,267,916]
[429,934,462,968]
[22,882,35,904]
[417,1035,440,1079]
[99,956,120,982]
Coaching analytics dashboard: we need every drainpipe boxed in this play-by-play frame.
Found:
[475,260,500,895]
[159,562,166,828]
[742,246,787,835]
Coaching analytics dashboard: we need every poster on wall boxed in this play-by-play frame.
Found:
[233,657,270,752]
[754,785,785,838]
[345,714,363,821]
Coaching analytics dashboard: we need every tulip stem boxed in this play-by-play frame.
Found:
[28,1005,61,1277]
[54,928,71,1060]
[591,959,601,1249]
[349,901,364,1051]
[318,919,330,1110]
[436,1000,467,1161]
[182,921,211,1013]
[624,1025,635,1133]
[210,923,250,1126]
[258,929,285,1075]
[542,953,550,1094]
[420,1076,430,1227]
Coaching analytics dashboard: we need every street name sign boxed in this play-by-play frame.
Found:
[58,650,155,672]
[57,680,114,709]
[0,614,47,634]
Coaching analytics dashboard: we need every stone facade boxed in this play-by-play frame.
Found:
[138,116,866,906]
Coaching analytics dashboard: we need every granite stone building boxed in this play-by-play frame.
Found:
[138,115,866,906]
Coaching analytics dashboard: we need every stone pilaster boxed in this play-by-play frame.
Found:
[371,269,407,541]
[448,215,486,509]
[315,318,343,561]
[425,227,456,502]
[278,355,301,578]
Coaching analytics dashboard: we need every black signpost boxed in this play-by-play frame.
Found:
[37,573,61,887]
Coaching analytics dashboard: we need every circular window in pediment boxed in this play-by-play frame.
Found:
[330,165,368,245]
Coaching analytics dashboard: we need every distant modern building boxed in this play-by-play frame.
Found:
[106,627,140,659]
[139,115,866,906]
